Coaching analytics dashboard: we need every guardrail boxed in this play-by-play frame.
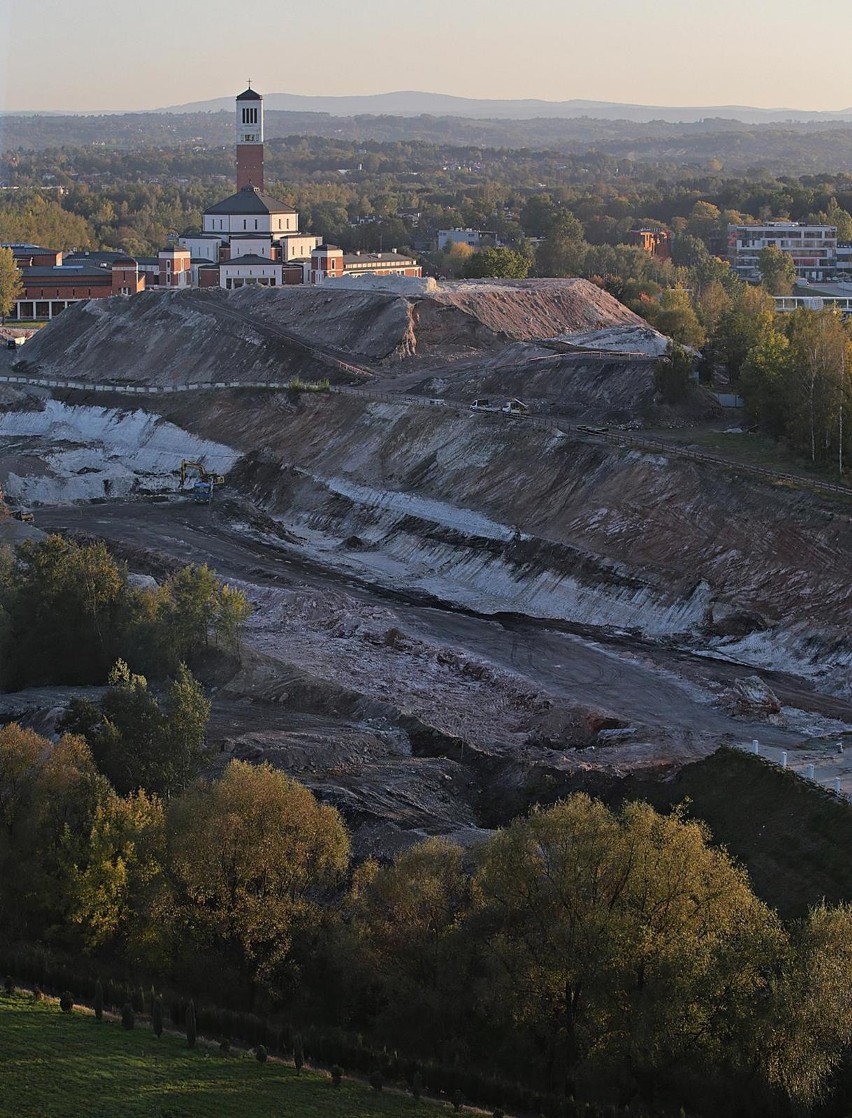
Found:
[736,739,852,803]
[1,372,850,499]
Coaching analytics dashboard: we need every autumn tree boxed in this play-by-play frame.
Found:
[471,796,785,1107]
[0,248,23,324]
[758,245,796,295]
[165,761,350,984]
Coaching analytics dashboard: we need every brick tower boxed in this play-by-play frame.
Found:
[236,85,264,191]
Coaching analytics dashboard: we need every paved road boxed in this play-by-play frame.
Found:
[34,500,834,749]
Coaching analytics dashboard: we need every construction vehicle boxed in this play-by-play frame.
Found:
[501,398,529,416]
[179,460,226,504]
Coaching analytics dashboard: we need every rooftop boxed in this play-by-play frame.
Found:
[205,185,296,218]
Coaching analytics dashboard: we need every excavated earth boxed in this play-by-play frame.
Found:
[3,280,851,855]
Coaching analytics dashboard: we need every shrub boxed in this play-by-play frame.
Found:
[452,1089,465,1112]
[186,1000,197,1049]
[59,991,73,1014]
[121,1003,135,1030]
[331,1064,343,1088]
[492,1110,504,1118]
[152,996,164,1038]
[255,1044,268,1064]
[219,1037,231,1055]
[94,979,103,1021]
[3,975,13,995]
[370,1069,384,1092]
[293,1032,304,1074]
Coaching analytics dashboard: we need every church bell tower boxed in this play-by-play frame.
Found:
[236,85,264,191]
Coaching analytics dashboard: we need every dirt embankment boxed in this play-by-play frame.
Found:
[19,278,649,382]
[169,389,848,686]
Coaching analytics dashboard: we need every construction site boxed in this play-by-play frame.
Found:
[0,276,850,863]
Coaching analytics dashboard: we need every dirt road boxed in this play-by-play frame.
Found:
[35,500,842,750]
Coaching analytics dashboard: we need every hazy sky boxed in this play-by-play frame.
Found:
[2,0,852,112]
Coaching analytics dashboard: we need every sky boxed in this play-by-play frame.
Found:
[2,0,852,113]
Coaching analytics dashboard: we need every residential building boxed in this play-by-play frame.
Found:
[727,222,837,282]
[627,228,672,261]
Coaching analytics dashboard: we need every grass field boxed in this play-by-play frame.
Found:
[0,992,436,1118]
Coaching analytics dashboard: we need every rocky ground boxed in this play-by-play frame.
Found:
[2,280,850,856]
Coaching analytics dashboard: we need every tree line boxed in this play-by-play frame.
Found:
[3,735,852,1118]
[0,535,250,690]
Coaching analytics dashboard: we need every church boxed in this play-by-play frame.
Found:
[179,86,422,288]
[4,87,421,320]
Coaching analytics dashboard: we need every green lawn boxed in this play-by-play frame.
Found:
[0,993,435,1118]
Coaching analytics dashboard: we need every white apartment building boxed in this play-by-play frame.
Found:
[727,222,837,283]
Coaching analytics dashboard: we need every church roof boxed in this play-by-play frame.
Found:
[205,185,297,217]
[236,87,262,101]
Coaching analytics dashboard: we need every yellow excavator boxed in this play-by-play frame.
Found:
[179,461,226,504]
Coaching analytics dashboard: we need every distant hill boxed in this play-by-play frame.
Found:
[158,90,852,125]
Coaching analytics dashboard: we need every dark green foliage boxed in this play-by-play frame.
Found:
[412,1071,423,1101]
[3,975,12,995]
[132,985,145,1014]
[219,1037,231,1055]
[152,997,164,1038]
[255,1044,268,1064]
[492,1110,504,1118]
[452,1089,465,1112]
[654,342,695,404]
[186,1000,197,1049]
[0,538,250,693]
[462,247,529,279]
[59,660,210,797]
[370,1070,384,1092]
[59,991,73,1014]
[93,979,103,1021]
[121,1003,135,1030]
[331,1064,343,1087]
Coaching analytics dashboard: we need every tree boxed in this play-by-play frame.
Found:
[654,288,706,348]
[472,796,784,1106]
[655,342,696,404]
[61,660,210,797]
[1,536,128,689]
[160,564,221,665]
[351,838,474,1056]
[152,996,164,1038]
[462,248,529,280]
[534,212,588,278]
[711,284,776,381]
[758,245,796,295]
[0,248,23,324]
[93,980,103,1021]
[213,584,252,658]
[166,761,350,985]
[66,787,165,951]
